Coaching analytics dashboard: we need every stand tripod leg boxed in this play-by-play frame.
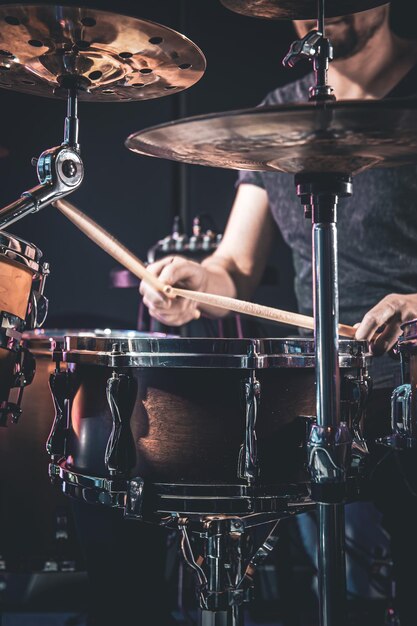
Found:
[199,606,243,626]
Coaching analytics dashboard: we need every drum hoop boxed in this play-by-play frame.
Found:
[57,336,370,369]
[0,231,43,271]
[50,460,314,517]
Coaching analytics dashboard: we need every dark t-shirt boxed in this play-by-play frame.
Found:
[238,69,417,387]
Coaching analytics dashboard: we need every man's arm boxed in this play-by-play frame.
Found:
[140,183,275,326]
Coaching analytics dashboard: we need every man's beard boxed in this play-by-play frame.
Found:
[328,13,386,60]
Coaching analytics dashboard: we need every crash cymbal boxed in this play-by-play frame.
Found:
[0,5,205,102]
[125,99,417,176]
[220,0,389,20]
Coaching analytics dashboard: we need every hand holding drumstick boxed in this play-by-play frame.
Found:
[54,198,356,338]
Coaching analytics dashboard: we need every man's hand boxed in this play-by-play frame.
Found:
[140,256,208,326]
[355,293,417,355]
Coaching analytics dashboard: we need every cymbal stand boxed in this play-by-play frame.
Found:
[0,76,84,230]
[284,2,353,625]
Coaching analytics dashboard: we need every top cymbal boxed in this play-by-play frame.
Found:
[0,5,206,102]
[125,99,417,176]
[220,0,390,20]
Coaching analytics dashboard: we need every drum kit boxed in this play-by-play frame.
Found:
[0,2,416,626]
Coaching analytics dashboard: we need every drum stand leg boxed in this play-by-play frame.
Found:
[296,173,353,626]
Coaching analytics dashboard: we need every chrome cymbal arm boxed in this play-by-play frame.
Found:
[0,87,84,230]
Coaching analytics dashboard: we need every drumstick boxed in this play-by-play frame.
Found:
[54,198,356,338]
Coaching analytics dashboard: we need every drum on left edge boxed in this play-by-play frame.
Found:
[0,231,49,426]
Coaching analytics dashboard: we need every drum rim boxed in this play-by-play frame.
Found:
[52,334,370,368]
[0,231,43,272]
[22,328,175,353]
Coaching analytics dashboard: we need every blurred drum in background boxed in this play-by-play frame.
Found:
[0,330,79,574]
[0,232,49,426]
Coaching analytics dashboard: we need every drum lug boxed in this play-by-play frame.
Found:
[238,372,261,485]
[0,346,36,426]
[25,262,50,329]
[47,368,77,459]
[105,371,137,475]
[124,477,145,520]
[341,374,370,463]
[307,421,352,502]
[378,383,415,449]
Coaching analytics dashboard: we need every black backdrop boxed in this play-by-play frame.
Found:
[1,0,409,330]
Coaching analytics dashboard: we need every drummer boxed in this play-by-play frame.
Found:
[140,4,417,626]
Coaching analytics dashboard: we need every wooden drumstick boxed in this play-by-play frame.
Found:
[54,198,356,338]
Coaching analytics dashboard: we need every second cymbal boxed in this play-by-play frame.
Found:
[0,5,206,102]
[220,0,390,20]
[125,99,417,176]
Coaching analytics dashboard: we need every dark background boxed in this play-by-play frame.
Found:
[0,0,409,331]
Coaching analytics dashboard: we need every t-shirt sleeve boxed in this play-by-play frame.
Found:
[236,168,265,190]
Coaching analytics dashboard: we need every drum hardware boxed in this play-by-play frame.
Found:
[0,81,84,230]
[282,5,334,102]
[341,374,371,465]
[377,320,417,450]
[105,371,137,476]
[175,515,290,626]
[0,345,36,426]
[26,262,50,330]
[47,367,76,462]
[295,165,352,623]
[377,383,415,450]
[238,371,261,485]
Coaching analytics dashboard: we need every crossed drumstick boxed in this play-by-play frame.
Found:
[54,198,356,339]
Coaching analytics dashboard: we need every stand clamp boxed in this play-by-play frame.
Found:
[0,82,84,230]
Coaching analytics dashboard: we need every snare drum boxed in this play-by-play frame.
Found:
[0,232,49,425]
[49,334,371,517]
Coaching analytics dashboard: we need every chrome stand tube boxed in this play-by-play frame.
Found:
[296,173,353,626]
[317,503,346,626]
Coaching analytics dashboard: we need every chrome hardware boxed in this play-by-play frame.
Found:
[59,335,369,369]
[283,30,324,68]
[235,519,281,591]
[0,87,84,230]
[0,346,36,426]
[47,368,76,460]
[0,312,25,350]
[124,477,145,520]
[238,371,261,484]
[26,262,50,330]
[178,519,209,610]
[341,374,370,463]
[105,372,137,475]
[378,384,415,449]
[307,421,352,501]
